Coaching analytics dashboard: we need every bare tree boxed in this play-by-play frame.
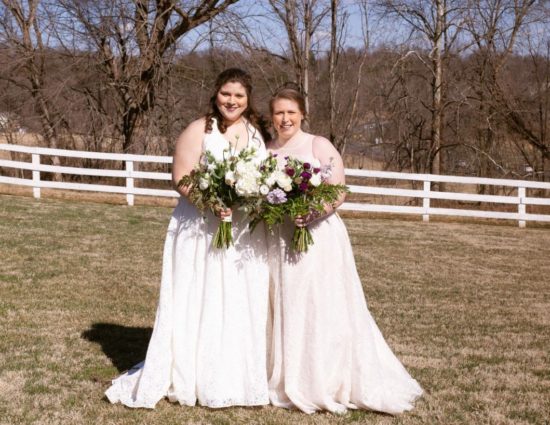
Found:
[0,0,69,179]
[378,0,465,180]
[60,0,239,153]
[268,0,330,123]
[496,24,550,182]
[328,0,370,155]
[463,0,537,189]
[328,0,338,143]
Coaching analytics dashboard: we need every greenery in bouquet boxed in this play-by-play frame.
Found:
[178,146,262,249]
[250,155,349,252]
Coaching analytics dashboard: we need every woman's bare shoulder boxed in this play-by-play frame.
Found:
[184,117,207,133]
[311,134,339,156]
[176,117,207,142]
[311,134,332,146]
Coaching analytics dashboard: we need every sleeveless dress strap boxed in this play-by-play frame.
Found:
[310,134,320,160]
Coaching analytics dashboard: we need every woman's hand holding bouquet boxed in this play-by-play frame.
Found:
[248,155,349,252]
[178,147,263,249]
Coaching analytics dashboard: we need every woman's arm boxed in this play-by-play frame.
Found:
[295,136,347,227]
[172,118,206,198]
[171,118,232,220]
[312,135,346,209]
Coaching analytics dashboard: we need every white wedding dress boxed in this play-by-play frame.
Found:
[105,119,270,409]
[267,133,423,414]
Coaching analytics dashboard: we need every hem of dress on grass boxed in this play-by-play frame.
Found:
[106,381,270,409]
[268,389,423,415]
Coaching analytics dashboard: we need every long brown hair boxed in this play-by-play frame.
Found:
[205,68,271,142]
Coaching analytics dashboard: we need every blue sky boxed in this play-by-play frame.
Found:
[178,0,391,55]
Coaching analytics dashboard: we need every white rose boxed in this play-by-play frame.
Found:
[225,170,236,186]
[274,171,292,189]
[310,173,322,187]
[207,163,216,172]
[260,184,269,195]
[283,184,292,192]
[235,160,248,175]
[235,177,259,197]
[236,162,262,181]
[266,174,276,187]
[199,178,209,190]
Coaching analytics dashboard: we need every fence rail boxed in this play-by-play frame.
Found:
[2,143,550,227]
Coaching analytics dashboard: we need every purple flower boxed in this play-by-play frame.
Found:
[285,167,295,177]
[303,162,311,169]
[266,188,287,204]
[313,167,321,173]
[299,182,309,192]
[260,165,266,171]
[300,171,312,180]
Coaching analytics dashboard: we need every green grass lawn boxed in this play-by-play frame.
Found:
[1,194,549,425]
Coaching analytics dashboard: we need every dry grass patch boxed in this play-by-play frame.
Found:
[1,194,549,425]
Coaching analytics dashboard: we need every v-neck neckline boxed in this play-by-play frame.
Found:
[220,119,250,154]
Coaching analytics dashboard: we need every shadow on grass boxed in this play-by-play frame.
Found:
[82,323,152,372]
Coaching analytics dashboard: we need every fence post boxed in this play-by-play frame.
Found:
[422,180,430,222]
[126,160,134,206]
[518,186,526,228]
[32,153,41,199]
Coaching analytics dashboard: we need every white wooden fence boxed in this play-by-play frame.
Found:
[1,143,550,228]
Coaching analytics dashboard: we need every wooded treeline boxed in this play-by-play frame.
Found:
[1,0,550,183]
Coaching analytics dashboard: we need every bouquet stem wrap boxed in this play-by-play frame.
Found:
[213,215,233,249]
[292,226,314,252]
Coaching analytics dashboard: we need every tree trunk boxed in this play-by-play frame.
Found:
[302,0,312,129]
[328,0,338,144]
[3,0,64,180]
[432,0,444,189]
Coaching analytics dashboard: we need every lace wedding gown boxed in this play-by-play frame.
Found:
[267,132,423,415]
[105,119,270,409]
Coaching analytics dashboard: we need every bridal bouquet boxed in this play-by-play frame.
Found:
[178,147,263,249]
[249,155,349,252]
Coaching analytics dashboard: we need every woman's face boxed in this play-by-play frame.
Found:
[271,98,303,141]
[216,81,248,124]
